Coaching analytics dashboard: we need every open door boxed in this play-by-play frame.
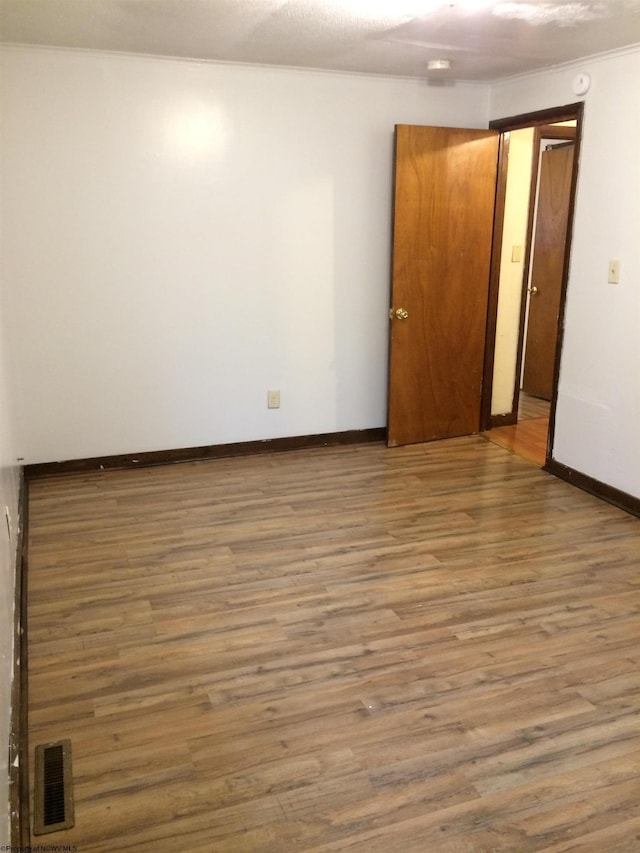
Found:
[387,125,499,447]
[522,142,575,400]
[481,104,583,467]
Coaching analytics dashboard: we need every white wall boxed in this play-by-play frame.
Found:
[1,48,489,464]
[491,47,640,499]
[491,127,534,416]
[2,37,639,842]
[0,124,21,842]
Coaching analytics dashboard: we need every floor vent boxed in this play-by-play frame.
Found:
[33,739,74,835]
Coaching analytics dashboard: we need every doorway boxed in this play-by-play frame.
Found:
[386,104,583,459]
[481,104,583,466]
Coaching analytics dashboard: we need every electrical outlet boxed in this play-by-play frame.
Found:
[267,389,280,409]
[608,259,620,284]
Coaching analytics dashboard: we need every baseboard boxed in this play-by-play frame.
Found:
[488,412,518,429]
[544,459,640,518]
[9,470,30,848]
[25,428,387,479]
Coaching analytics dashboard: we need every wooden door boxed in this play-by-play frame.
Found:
[522,143,575,400]
[388,125,499,447]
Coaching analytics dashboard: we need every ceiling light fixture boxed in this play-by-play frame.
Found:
[427,58,452,70]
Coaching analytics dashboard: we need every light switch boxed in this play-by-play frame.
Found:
[608,259,620,284]
[267,389,280,409]
[511,245,523,263]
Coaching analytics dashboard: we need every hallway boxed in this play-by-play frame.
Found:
[483,393,551,466]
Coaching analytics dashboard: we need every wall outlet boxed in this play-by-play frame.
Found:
[608,259,620,284]
[267,389,280,409]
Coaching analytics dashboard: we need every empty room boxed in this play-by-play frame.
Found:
[2,1,640,850]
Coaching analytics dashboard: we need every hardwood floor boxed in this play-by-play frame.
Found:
[483,418,549,466]
[26,437,640,852]
[518,393,551,422]
[484,394,551,466]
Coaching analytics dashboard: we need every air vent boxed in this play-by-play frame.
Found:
[33,740,74,835]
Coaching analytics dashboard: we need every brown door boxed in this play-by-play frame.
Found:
[522,142,575,400]
[388,125,499,447]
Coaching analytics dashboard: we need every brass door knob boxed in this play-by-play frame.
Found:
[391,307,409,320]
[528,286,539,295]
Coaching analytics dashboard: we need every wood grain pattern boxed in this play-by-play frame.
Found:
[522,143,574,400]
[518,392,551,421]
[25,428,386,479]
[484,393,550,466]
[27,438,640,851]
[388,125,499,446]
[483,417,549,466]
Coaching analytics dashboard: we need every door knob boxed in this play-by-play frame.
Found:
[528,286,539,295]
[390,307,409,320]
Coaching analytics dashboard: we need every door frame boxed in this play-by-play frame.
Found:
[480,102,584,466]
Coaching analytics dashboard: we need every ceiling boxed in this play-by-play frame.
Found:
[1,0,640,82]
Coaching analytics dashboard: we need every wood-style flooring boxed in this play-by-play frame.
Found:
[484,394,551,466]
[26,436,640,852]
